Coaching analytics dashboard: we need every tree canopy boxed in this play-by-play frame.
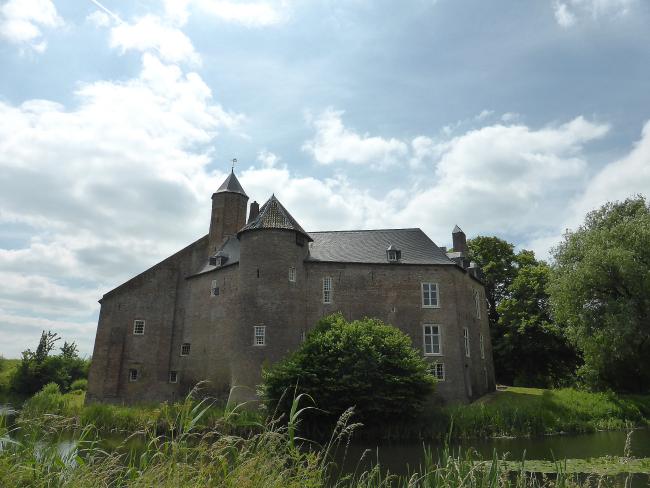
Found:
[468,236,577,386]
[260,314,436,426]
[549,196,650,393]
[10,331,90,396]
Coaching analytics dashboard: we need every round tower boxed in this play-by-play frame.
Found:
[229,195,312,403]
[209,170,248,254]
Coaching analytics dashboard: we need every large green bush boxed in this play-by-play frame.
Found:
[261,314,435,426]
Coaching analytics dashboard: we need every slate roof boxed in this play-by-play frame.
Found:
[238,195,312,240]
[216,170,247,196]
[193,236,241,276]
[307,228,454,265]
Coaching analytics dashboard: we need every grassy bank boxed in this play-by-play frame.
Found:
[11,384,650,441]
[16,383,263,436]
[2,395,645,487]
[441,387,650,439]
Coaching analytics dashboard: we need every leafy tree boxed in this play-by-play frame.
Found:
[496,262,578,386]
[10,331,90,396]
[467,236,518,327]
[549,196,650,393]
[468,236,577,385]
[261,314,436,426]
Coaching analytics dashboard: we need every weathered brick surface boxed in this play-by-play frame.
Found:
[87,188,495,406]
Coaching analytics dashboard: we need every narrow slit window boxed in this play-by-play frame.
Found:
[423,324,442,355]
[211,280,219,297]
[323,277,332,304]
[421,283,439,308]
[289,267,296,283]
[474,289,481,319]
[254,326,266,346]
[180,343,191,356]
[480,334,485,359]
[463,328,470,358]
[169,371,178,383]
[133,320,145,335]
[129,369,138,382]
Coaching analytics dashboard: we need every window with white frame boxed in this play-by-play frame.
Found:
[133,319,145,335]
[432,362,445,381]
[463,327,470,357]
[254,326,266,346]
[323,277,332,304]
[421,282,439,308]
[180,343,191,356]
[423,324,442,355]
[474,289,481,319]
[301,330,306,342]
[289,267,296,283]
[129,368,139,382]
[169,371,178,383]
[480,334,485,359]
[211,279,219,297]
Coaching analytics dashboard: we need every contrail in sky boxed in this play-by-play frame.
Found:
[88,0,124,24]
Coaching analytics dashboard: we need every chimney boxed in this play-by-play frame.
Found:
[452,225,468,255]
[248,201,260,223]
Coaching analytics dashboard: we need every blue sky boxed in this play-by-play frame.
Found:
[1,0,649,357]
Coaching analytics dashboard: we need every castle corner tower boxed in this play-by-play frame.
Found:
[208,170,248,253]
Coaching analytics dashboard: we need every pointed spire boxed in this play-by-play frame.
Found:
[239,194,312,241]
[216,170,247,197]
[452,225,464,234]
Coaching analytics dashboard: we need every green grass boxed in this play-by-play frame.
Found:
[440,386,649,439]
[16,383,263,436]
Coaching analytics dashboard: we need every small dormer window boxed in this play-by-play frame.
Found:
[386,245,401,263]
[209,257,217,266]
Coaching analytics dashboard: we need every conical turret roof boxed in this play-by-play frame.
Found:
[238,194,312,241]
[452,225,464,234]
[216,170,247,197]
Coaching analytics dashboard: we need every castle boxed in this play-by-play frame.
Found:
[86,171,496,405]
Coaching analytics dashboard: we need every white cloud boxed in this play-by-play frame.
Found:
[391,117,610,240]
[553,0,635,27]
[0,52,244,356]
[302,108,409,168]
[110,15,201,65]
[0,0,63,52]
[570,119,650,226]
[86,10,111,28]
[164,0,290,27]
[554,2,577,27]
[257,149,280,168]
[475,109,494,121]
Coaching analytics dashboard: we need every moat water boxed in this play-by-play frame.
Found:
[2,404,650,485]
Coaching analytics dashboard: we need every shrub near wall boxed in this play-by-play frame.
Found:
[261,314,436,428]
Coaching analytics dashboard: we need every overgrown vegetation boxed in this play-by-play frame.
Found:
[2,389,642,487]
[261,313,436,427]
[10,331,90,397]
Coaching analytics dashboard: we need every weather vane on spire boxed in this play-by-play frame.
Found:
[231,158,237,172]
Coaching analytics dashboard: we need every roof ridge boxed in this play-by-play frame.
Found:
[308,228,422,234]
